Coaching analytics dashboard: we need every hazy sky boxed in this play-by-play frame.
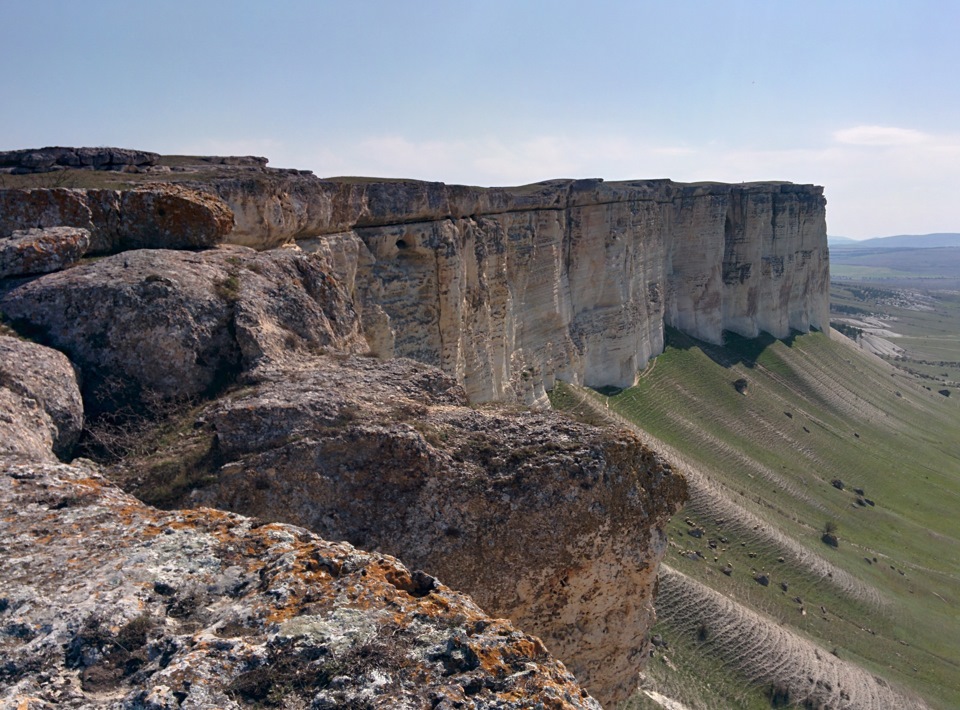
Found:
[2,1,958,238]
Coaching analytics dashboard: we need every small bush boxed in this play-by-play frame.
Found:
[214,273,241,302]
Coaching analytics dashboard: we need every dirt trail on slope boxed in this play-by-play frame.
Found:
[563,386,883,606]
[656,566,927,710]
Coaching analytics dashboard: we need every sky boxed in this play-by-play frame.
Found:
[2,0,959,239]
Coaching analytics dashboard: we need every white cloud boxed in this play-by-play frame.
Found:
[833,125,927,146]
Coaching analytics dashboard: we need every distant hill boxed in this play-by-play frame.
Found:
[834,232,960,249]
[827,235,859,245]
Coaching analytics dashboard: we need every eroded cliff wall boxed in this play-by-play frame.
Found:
[274,178,829,404]
[2,167,829,405]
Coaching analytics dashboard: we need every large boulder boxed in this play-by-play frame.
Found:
[125,355,687,706]
[0,185,234,254]
[0,226,90,277]
[1,458,601,709]
[0,387,60,462]
[0,335,83,460]
[0,246,363,416]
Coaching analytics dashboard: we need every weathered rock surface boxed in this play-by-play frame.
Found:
[0,146,160,173]
[0,226,90,277]
[0,335,83,460]
[0,246,363,415]
[194,175,829,404]
[0,185,234,254]
[1,457,602,709]
[123,355,686,706]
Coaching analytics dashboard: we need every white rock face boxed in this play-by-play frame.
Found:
[226,177,827,405]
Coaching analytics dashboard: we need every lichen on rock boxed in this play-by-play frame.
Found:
[0,458,602,709]
[123,354,687,707]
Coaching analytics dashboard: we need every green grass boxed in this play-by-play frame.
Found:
[555,326,960,709]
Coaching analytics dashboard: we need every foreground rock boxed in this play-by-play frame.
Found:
[0,185,233,254]
[0,226,90,277]
[0,335,83,460]
[1,246,363,415]
[123,355,687,706]
[1,458,601,709]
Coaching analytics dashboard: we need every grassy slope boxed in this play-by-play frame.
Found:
[554,328,960,709]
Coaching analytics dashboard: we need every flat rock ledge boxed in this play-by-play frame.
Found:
[0,458,602,710]
[0,226,90,278]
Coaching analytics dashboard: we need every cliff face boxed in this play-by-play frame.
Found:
[2,165,829,407]
[0,151,827,707]
[276,178,830,404]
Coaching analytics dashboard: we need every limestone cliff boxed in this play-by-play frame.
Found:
[2,157,829,406]
[2,237,685,707]
[0,150,829,706]
[205,175,830,404]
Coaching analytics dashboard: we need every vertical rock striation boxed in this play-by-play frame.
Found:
[286,178,829,404]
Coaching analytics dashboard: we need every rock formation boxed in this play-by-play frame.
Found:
[119,355,685,706]
[200,174,830,404]
[0,246,364,415]
[1,223,684,705]
[0,250,607,709]
[2,158,830,407]
[0,147,835,707]
[0,334,83,461]
[0,184,233,254]
[0,146,160,173]
[1,457,602,709]
[0,226,91,277]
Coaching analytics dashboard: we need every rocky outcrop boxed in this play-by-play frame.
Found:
[0,185,233,254]
[122,354,686,706]
[183,175,830,404]
[0,246,364,415]
[1,457,602,709]
[0,226,90,277]
[0,146,159,173]
[0,335,83,461]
